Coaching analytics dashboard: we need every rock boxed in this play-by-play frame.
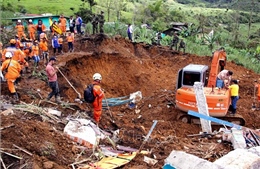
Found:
[43,161,54,169]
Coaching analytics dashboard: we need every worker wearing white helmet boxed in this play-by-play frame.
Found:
[28,19,36,40]
[92,73,104,124]
[0,52,21,100]
[15,19,26,40]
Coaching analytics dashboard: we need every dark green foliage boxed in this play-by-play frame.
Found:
[74,8,93,23]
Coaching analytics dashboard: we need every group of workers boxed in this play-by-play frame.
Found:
[0,13,106,124]
[0,14,78,101]
[91,11,105,34]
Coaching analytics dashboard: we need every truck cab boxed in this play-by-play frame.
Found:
[177,64,209,89]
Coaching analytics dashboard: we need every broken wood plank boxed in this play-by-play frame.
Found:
[0,150,22,160]
[0,157,7,169]
[13,144,33,156]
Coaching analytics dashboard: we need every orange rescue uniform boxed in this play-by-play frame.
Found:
[1,59,21,93]
[28,24,36,40]
[39,40,48,52]
[2,47,20,61]
[92,82,104,123]
[31,45,39,57]
[67,35,74,42]
[15,25,25,39]
[59,17,67,33]
[58,37,63,45]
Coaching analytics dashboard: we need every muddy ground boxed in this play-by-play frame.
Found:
[1,34,260,169]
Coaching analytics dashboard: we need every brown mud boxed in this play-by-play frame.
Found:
[1,34,260,168]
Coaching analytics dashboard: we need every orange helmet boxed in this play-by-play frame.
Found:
[10,39,16,44]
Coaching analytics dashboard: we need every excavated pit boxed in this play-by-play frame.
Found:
[1,35,260,168]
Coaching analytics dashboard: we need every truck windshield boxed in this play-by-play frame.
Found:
[183,72,201,86]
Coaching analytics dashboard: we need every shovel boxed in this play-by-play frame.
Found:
[252,80,257,110]
[57,67,82,99]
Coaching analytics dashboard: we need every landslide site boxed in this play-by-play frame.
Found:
[1,34,260,169]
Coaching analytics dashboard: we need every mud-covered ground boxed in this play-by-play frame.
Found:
[1,34,260,169]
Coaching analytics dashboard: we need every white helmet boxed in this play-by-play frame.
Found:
[29,19,32,22]
[5,52,13,58]
[93,73,102,81]
[18,19,21,22]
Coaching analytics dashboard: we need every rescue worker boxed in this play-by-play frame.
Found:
[39,37,49,65]
[2,39,20,62]
[216,70,233,88]
[178,39,186,53]
[92,73,104,124]
[59,14,67,36]
[18,44,29,73]
[46,57,61,104]
[15,20,26,40]
[66,32,74,52]
[91,14,98,34]
[31,40,40,68]
[58,35,63,54]
[36,20,46,40]
[98,11,105,33]
[228,79,239,115]
[14,35,21,49]
[28,19,36,40]
[23,40,33,61]
[1,52,21,100]
[169,32,179,50]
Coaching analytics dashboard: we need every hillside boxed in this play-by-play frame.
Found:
[1,35,260,168]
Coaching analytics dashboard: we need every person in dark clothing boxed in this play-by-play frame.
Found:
[69,16,75,33]
[36,20,46,41]
[91,14,99,34]
[169,32,179,50]
[178,39,186,53]
[98,11,105,33]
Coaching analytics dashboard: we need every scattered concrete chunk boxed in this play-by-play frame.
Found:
[231,128,246,149]
[164,150,225,169]
[214,148,260,169]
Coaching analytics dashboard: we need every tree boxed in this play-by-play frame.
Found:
[75,8,93,23]
[80,0,97,12]
[87,0,97,12]
[113,0,127,21]
[105,0,113,22]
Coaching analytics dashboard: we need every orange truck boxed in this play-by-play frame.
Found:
[175,49,245,125]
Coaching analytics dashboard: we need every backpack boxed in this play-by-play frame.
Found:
[84,84,96,103]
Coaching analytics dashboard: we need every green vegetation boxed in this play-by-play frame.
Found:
[1,0,260,72]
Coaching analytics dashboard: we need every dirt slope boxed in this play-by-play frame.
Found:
[1,35,260,168]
